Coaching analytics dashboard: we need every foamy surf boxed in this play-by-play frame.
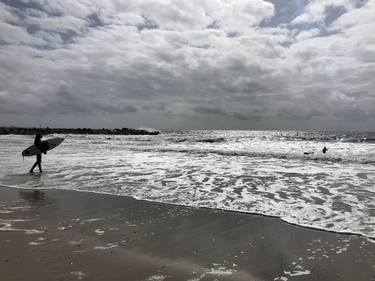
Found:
[0,131,374,241]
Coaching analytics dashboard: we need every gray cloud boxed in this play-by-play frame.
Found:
[278,108,324,121]
[93,103,138,114]
[193,106,227,115]
[232,112,262,121]
[141,104,166,111]
[0,0,375,130]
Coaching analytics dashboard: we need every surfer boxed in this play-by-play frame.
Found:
[29,133,46,173]
[322,146,328,154]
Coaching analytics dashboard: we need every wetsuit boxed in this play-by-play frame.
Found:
[30,134,44,173]
[34,136,43,165]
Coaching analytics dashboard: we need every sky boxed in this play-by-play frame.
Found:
[0,0,374,130]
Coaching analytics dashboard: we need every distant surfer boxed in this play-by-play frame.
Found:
[322,146,328,154]
[29,133,46,173]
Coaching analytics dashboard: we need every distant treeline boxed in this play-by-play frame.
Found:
[0,126,159,135]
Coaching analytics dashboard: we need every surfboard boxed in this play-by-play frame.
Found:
[22,138,64,157]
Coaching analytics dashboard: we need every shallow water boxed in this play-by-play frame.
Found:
[0,130,374,240]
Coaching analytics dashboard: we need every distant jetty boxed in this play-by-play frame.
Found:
[0,126,159,135]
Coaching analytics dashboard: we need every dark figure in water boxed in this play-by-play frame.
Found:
[29,133,46,173]
[322,146,328,154]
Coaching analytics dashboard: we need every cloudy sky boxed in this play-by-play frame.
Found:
[0,0,374,130]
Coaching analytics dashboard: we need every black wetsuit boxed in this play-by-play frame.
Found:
[30,135,44,173]
[35,137,42,164]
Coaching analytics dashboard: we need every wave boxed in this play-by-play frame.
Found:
[137,127,159,133]
[162,131,375,145]
[260,134,375,143]
[128,146,375,165]
[53,130,375,145]
[166,137,226,144]
[168,138,188,143]
[1,182,374,243]
[2,132,374,243]
[196,137,226,143]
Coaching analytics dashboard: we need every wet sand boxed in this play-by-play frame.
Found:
[0,186,374,281]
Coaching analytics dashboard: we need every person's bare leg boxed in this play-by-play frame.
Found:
[37,154,42,173]
[29,162,37,173]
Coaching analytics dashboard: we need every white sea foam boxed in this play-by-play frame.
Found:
[95,229,105,235]
[0,218,45,234]
[284,269,311,277]
[145,275,167,281]
[28,241,44,246]
[94,243,118,250]
[1,131,374,240]
[274,277,288,281]
[69,239,83,245]
[187,263,236,281]
[70,271,87,280]
[82,218,104,222]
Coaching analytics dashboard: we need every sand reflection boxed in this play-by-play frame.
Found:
[19,190,45,203]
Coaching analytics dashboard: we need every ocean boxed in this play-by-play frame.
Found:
[0,130,374,241]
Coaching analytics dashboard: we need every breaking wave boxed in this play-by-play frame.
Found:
[1,130,375,241]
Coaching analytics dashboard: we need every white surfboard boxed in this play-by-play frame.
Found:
[22,138,64,157]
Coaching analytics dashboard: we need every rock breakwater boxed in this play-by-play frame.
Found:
[0,127,159,135]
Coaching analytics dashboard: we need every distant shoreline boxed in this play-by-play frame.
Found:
[0,126,159,135]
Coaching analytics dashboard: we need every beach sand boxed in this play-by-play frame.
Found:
[0,186,374,281]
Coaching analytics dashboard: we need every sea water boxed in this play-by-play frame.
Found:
[0,130,374,240]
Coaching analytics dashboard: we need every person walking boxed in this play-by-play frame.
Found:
[29,133,46,173]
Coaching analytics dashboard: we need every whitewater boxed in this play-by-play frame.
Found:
[0,130,374,240]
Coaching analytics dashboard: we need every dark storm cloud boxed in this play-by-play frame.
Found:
[0,87,139,116]
[1,0,375,130]
[278,108,324,120]
[219,80,272,96]
[93,103,138,114]
[193,106,228,115]
[333,106,375,121]
[49,89,91,114]
[232,112,262,121]
[141,104,166,111]
[50,89,138,115]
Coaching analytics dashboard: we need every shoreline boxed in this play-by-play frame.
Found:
[1,183,373,243]
[1,186,374,281]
